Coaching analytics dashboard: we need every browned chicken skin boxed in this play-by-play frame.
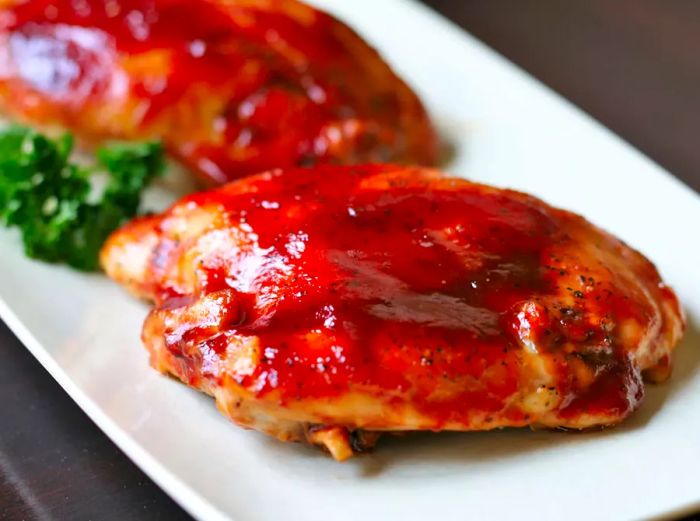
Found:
[101,165,685,460]
[0,0,437,184]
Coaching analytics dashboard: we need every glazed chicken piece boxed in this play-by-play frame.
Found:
[0,0,437,184]
[101,165,684,460]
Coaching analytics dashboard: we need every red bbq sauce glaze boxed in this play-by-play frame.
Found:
[134,165,679,427]
[0,0,437,183]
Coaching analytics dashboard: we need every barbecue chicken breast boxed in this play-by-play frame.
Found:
[101,165,684,460]
[0,0,437,184]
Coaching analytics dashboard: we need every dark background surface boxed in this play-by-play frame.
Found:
[2,1,699,519]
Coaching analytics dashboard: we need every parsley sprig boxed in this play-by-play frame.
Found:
[0,126,164,271]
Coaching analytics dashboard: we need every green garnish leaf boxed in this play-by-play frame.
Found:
[0,126,164,271]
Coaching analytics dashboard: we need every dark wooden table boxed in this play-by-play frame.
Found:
[2,1,700,519]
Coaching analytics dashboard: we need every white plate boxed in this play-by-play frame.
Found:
[1,1,699,520]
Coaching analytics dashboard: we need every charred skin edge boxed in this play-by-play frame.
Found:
[148,346,675,462]
[305,425,381,461]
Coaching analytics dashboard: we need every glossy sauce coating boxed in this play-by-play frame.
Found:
[102,165,684,439]
[0,0,437,183]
